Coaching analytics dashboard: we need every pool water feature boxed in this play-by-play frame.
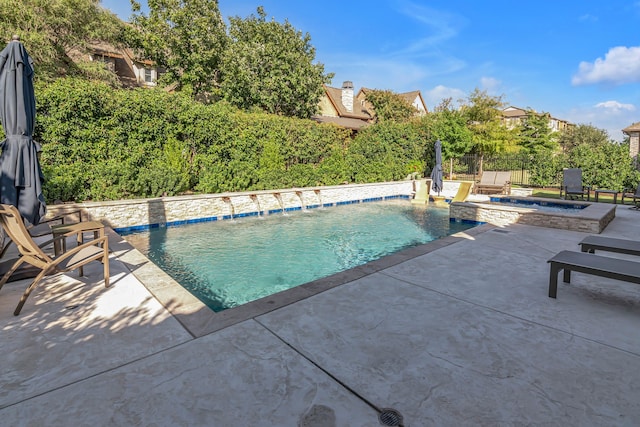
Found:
[122,200,475,312]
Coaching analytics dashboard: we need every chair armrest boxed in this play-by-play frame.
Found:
[50,236,108,268]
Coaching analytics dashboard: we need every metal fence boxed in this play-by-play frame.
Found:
[446,154,533,186]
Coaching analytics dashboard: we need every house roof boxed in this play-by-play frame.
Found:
[398,90,428,112]
[323,85,372,120]
[357,87,428,114]
[502,106,530,117]
[88,41,154,66]
[623,122,640,133]
[312,115,371,130]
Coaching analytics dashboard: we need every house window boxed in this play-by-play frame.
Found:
[93,54,115,72]
[144,68,153,83]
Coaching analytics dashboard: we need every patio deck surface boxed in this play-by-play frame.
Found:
[1,201,639,426]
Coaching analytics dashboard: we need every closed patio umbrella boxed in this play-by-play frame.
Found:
[0,36,45,225]
[430,139,443,196]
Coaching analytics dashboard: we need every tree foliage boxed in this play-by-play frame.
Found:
[429,98,473,160]
[130,0,227,98]
[462,88,518,154]
[0,0,124,80]
[558,123,610,154]
[364,89,416,123]
[518,110,557,154]
[220,7,331,118]
[568,142,638,191]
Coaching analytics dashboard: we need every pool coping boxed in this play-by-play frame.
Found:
[108,221,495,338]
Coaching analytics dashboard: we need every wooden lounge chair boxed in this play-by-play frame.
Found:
[560,168,591,200]
[0,204,110,315]
[474,171,511,195]
[547,250,640,298]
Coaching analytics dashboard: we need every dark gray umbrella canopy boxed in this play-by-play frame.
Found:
[0,37,46,225]
[430,139,443,195]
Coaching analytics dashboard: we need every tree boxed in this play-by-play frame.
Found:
[130,0,228,98]
[0,0,124,80]
[429,98,473,160]
[558,123,610,154]
[518,109,557,154]
[220,7,332,118]
[569,142,639,191]
[364,89,416,123]
[462,88,518,156]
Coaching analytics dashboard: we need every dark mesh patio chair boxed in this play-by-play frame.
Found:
[560,168,590,200]
[621,184,640,209]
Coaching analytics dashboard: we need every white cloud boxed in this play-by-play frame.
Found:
[480,77,501,93]
[572,46,640,85]
[563,103,638,141]
[424,85,466,108]
[578,14,598,22]
[395,2,466,55]
[325,50,465,93]
[595,100,636,113]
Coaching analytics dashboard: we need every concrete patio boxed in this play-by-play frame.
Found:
[1,201,639,426]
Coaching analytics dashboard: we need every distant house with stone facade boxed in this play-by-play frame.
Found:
[314,81,428,131]
[502,106,572,133]
[623,122,640,160]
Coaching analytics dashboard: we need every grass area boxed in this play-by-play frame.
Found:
[531,188,631,204]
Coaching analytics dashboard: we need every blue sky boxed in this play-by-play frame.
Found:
[101,1,640,141]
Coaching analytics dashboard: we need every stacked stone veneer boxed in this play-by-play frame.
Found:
[46,181,416,230]
[450,200,616,234]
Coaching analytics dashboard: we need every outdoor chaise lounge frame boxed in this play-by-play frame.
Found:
[547,250,640,298]
[0,204,110,315]
[560,168,591,201]
[579,235,640,256]
[474,171,511,195]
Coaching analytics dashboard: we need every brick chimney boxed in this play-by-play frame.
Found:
[341,81,354,113]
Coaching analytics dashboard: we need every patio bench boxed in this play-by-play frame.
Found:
[474,171,511,195]
[547,250,640,298]
[579,235,640,257]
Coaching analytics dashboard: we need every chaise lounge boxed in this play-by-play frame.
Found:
[547,250,640,298]
[579,235,640,256]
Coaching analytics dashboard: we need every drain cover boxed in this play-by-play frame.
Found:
[379,408,403,426]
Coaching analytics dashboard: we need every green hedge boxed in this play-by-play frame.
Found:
[34,78,435,202]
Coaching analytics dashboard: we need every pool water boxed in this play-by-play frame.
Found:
[123,200,475,312]
[488,197,587,213]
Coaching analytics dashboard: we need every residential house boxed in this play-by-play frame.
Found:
[623,122,640,159]
[356,88,428,117]
[81,42,162,88]
[502,106,572,132]
[314,81,428,131]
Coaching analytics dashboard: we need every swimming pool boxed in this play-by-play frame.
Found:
[122,200,476,312]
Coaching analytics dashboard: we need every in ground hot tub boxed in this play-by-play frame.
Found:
[450,196,616,233]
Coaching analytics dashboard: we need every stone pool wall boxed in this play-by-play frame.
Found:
[450,198,616,233]
[45,181,420,229]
